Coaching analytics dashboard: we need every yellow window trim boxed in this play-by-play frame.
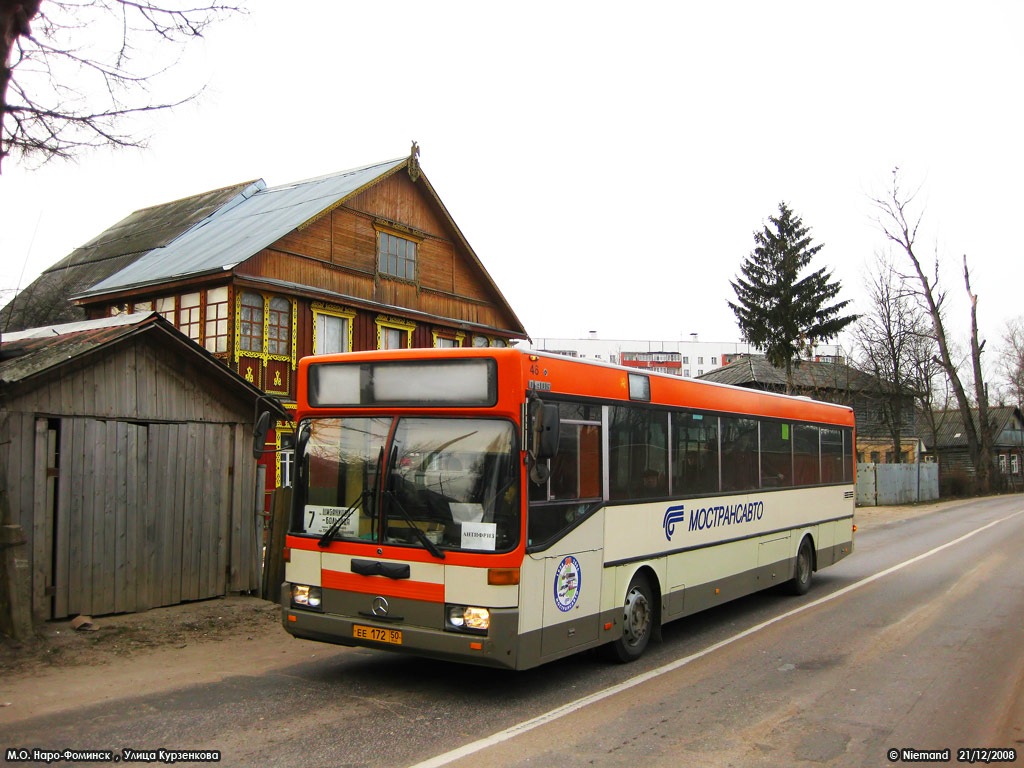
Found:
[274,419,296,488]
[234,291,298,369]
[311,302,356,355]
[375,314,416,349]
[431,330,466,348]
[372,220,425,243]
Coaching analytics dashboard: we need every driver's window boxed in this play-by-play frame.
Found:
[528,402,603,548]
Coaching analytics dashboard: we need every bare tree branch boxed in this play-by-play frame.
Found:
[871,168,994,492]
[1,0,242,172]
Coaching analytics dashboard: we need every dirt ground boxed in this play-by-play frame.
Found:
[0,497,985,724]
[0,594,284,677]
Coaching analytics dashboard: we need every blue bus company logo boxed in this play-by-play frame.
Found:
[662,500,765,541]
[553,555,581,612]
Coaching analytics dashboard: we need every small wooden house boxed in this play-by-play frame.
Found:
[0,313,287,620]
[921,406,1024,493]
[5,148,528,507]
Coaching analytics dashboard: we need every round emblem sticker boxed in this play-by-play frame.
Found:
[553,555,581,612]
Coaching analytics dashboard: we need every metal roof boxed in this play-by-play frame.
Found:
[78,158,407,297]
[3,311,149,342]
[0,181,257,332]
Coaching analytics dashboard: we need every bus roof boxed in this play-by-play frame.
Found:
[297,347,855,427]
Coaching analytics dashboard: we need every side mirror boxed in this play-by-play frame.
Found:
[253,411,271,459]
[531,401,560,461]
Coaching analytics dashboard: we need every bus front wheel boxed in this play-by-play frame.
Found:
[788,537,814,596]
[607,573,653,662]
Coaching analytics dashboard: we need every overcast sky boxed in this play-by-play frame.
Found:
[2,1,1021,355]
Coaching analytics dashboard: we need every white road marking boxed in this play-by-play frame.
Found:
[408,508,1024,768]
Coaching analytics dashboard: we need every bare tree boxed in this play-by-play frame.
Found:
[1,0,241,173]
[908,323,948,448]
[962,256,994,487]
[997,317,1024,409]
[871,170,994,493]
[853,252,925,462]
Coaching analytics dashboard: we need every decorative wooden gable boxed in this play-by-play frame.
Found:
[235,158,524,340]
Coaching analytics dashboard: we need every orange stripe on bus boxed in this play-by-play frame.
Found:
[285,535,524,568]
[322,569,444,603]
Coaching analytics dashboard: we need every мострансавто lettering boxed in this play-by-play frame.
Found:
[663,500,764,540]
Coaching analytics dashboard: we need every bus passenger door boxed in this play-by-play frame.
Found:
[528,403,605,659]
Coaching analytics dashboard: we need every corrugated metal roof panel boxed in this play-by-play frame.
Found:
[81,158,406,296]
[3,311,152,342]
[1,313,157,383]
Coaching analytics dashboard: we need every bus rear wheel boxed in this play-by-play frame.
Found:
[788,537,814,595]
[607,573,653,662]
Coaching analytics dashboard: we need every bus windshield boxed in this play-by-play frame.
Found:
[296,416,519,554]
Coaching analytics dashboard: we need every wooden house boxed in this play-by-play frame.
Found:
[920,406,1024,493]
[699,354,920,462]
[6,148,528,507]
[0,313,288,620]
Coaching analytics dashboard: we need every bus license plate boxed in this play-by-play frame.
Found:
[353,625,402,645]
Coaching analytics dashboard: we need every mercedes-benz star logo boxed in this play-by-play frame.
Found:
[372,596,389,617]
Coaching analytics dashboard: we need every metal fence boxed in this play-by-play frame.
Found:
[856,462,939,507]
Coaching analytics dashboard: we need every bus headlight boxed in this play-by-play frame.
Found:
[445,604,490,634]
[291,584,323,611]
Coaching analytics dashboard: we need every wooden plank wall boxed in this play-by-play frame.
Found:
[4,415,257,620]
[11,341,252,424]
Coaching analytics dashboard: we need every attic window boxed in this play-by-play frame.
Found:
[377,230,418,281]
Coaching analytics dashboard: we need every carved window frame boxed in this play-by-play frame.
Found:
[374,222,422,283]
[431,330,466,348]
[235,291,298,369]
[311,302,356,355]
[375,314,416,349]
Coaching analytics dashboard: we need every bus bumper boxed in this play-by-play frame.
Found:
[281,602,521,670]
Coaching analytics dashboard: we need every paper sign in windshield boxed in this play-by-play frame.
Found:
[305,505,358,537]
[461,521,497,550]
[449,502,484,523]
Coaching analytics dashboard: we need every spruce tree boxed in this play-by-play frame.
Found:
[729,202,856,394]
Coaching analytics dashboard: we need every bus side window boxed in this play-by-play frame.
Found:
[672,411,719,495]
[760,421,793,488]
[821,428,844,483]
[720,416,759,492]
[794,424,820,485]
[609,405,668,500]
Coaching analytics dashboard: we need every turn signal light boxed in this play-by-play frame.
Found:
[283,547,291,562]
[488,568,520,585]
[852,524,858,532]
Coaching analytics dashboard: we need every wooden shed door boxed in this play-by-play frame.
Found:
[50,418,236,619]
[51,418,149,618]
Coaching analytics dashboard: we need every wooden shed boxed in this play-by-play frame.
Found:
[0,312,287,620]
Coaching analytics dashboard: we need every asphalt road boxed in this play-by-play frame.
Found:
[4,496,1023,767]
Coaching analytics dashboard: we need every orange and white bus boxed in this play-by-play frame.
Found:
[276,347,855,669]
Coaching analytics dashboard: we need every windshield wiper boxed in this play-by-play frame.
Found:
[317,488,374,548]
[382,490,445,559]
